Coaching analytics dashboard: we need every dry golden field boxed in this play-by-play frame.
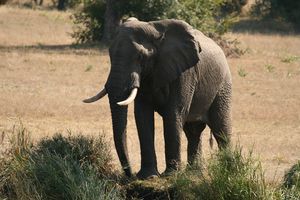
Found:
[0,6,299,181]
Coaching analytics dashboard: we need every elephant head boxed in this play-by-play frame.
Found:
[83,18,201,177]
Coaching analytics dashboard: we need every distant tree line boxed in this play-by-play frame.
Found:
[252,0,300,28]
[69,0,299,42]
[71,0,248,43]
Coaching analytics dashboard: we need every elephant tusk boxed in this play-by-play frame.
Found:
[83,88,107,103]
[117,88,138,106]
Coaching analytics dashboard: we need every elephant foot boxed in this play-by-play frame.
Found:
[161,168,177,177]
[136,168,159,180]
[161,164,181,177]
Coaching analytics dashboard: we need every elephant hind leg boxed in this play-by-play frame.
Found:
[208,83,232,149]
[183,121,206,166]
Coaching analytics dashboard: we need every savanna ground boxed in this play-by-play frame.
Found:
[0,4,299,183]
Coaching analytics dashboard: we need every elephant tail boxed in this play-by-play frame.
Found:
[209,131,214,149]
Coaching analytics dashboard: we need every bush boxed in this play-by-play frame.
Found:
[284,161,300,190]
[120,0,174,21]
[251,0,300,28]
[222,0,248,14]
[270,0,300,27]
[71,0,172,43]
[126,146,274,199]
[71,0,106,43]
[167,0,235,36]
[171,146,273,200]
[0,126,123,200]
[36,133,114,177]
[0,0,9,5]
[279,161,300,199]
[18,152,120,200]
[71,0,236,43]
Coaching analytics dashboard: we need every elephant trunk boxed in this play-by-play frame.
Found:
[105,69,140,177]
[109,100,132,177]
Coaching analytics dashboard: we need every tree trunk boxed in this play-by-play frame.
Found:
[102,0,122,44]
[57,0,66,10]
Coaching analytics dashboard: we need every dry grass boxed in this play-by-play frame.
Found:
[0,6,299,181]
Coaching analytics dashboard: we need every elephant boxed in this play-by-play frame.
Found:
[83,18,232,179]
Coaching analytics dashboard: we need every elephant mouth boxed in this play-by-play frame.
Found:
[106,71,140,106]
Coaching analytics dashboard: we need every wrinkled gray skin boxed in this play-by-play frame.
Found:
[86,19,232,179]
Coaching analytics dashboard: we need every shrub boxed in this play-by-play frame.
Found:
[269,0,300,27]
[36,133,114,177]
[0,126,123,200]
[17,152,121,200]
[71,0,236,43]
[279,161,300,199]
[222,0,249,14]
[0,0,9,5]
[251,0,300,29]
[171,147,273,200]
[71,0,106,43]
[120,0,174,21]
[284,161,300,190]
[166,0,235,36]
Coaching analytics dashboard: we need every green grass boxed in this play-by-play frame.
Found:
[127,147,300,200]
[238,67,248,77]
[85,65,93,72]
[280,161,300,199]
[170,147,273,200]
[1,126,300,200]
[266,64,275,72]
[284,161,300,189]
[281,55,300,63]
[0,126,123,200]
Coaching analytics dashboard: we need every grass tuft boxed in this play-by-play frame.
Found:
[238,67,248,77]
[85,65,93,72]
[279,161,300,199]
[36,132,115,178]
[0,126,123,200]
[283,161,300,190]
[170,146,273,200]
[266,64,275,72]
[281,55,300,63]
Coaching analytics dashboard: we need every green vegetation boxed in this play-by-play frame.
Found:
[0,126,122,200]
[251,0,300,29]
[238,67,248,77]
[1,126,300,199]
[222,0,249,14]
[71,0,237,43]
[170,147,272,200]
[280,161,300,199]
[281,55,300,64]
[85,64,93,72]
[71,0,106,43]
[127,146,300,200]
[265,64,275,72]
[283,161,300,190]
[0,0,9,5]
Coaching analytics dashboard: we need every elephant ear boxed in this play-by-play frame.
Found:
[152,20,201,89]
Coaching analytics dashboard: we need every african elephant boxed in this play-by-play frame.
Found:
[83,18,232,179]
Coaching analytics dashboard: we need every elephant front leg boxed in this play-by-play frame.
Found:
[162,116,182,175]
[134,98,159,179]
